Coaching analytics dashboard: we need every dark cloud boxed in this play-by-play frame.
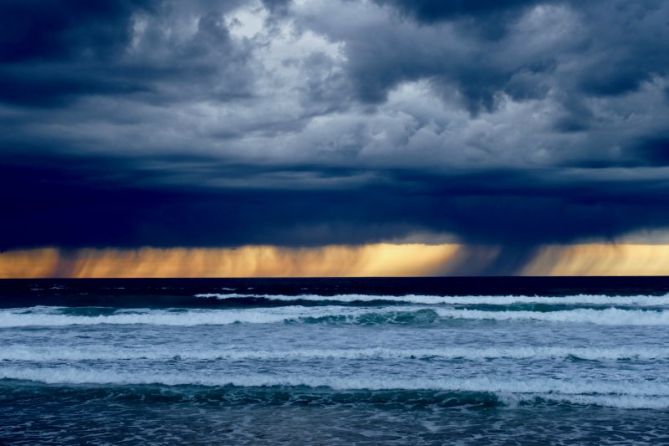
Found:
[573,1,669,97]
[0,0,254,106]
[4,152,669,255]
[2,0,669,274]
[0,0,152,63]
[308,3,566,113]
[633,137,669,166]
[0,0,154,105]
[0,64,148,107]
[315,0,669,116]
[375,0,540,23]
[260,0,291,14]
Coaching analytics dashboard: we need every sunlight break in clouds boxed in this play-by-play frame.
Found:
[3,244,669,278]
[0,244,460,278]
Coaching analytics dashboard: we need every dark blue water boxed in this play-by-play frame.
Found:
[2,278,669,445]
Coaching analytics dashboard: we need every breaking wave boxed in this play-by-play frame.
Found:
[2,306,669,326]
[2,370,669,409]
[196,292,669,307]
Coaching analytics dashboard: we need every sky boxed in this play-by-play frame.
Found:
[2,0,669,276]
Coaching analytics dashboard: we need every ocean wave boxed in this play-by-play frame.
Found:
[0,380,503,408]
[433,307,669,325]
[300,307,669,326]
[0,306,366,327]
[196,292,669,307]
[2,370,669,409]
[2,305,669,326]
[1,346,667,362]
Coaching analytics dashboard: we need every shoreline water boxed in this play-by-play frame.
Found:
[2,277,669,444]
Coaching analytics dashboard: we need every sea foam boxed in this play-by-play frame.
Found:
[196,292,669,307]
[1,305,669,326]
[3,367,669,409]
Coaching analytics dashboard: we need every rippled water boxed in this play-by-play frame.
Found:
[2,278,669,445]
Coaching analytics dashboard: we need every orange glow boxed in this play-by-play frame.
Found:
[0,244,460,278]
[3,243,669,278]
[0,248,61,279]
[522,244,669,276]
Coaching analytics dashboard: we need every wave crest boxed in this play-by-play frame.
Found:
[3,371,669,409]
[196,292,669,307]
[2,306,669,326]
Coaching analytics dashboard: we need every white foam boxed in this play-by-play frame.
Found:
[1,346,667,362]
[196,292,669,307]
[3,367,669,409]
[525,394,669,410]
[2,305,669,326]
[434,307,669,325]
[0,306,366,327]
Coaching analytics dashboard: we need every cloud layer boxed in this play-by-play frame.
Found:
[2,0,669,273]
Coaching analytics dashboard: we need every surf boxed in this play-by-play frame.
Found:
[2,305,669,326]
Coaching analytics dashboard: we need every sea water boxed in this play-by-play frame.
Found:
[1,278,669,445]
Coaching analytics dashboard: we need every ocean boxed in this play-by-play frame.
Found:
[1,277,669,445]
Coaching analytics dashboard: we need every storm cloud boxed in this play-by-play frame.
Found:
[2,0,669,272]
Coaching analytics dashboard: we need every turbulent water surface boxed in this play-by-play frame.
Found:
[2,277,669,445]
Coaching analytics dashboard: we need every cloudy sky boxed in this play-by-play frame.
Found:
[2,0,669,276]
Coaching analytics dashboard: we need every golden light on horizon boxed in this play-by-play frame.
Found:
[0,244,461,279]
[3,243,669,278]
[0,248,61,279]
[521,244,669,276]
